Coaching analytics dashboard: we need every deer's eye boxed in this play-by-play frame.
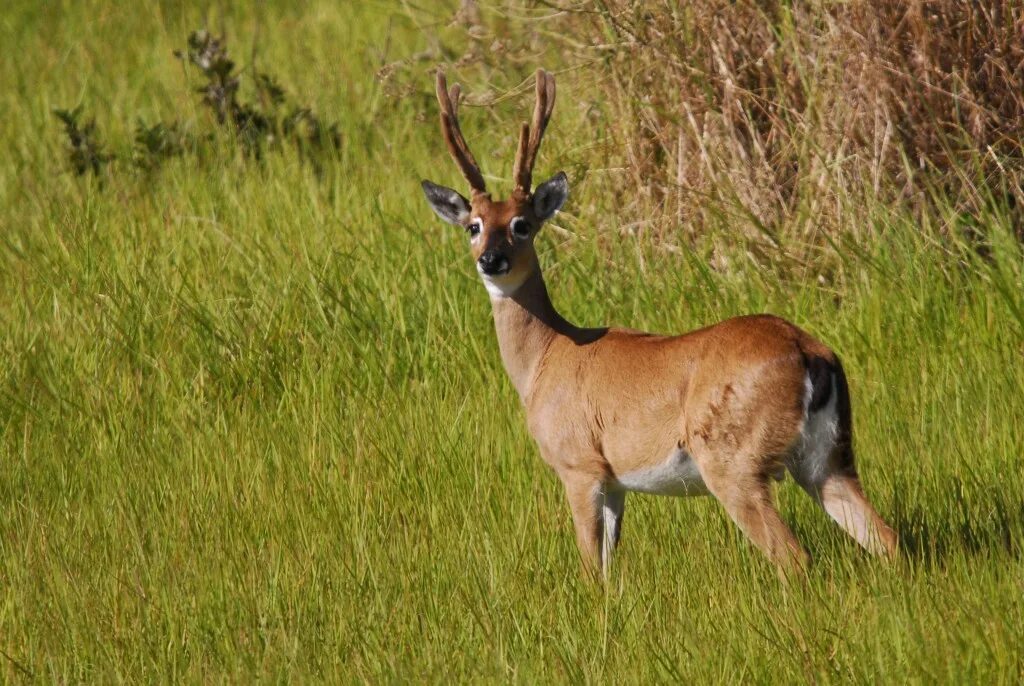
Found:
[468,221,482,238]
[510,217,530,239]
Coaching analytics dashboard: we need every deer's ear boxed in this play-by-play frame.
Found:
[532,172,569,221]
[421,180,470,226]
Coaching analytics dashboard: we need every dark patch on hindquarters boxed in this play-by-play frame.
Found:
[805,355,834,413]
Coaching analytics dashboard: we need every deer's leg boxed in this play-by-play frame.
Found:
[561,472,607,579]
[697,458,810,573]
[792,451,898,558]
[600,488,626,578]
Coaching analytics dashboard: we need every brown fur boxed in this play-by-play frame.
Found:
[487,260,897,576]
[425,69,898,579]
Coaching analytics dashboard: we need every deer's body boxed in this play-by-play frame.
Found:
[422,69,898,578]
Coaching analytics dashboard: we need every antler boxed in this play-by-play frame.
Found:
[435,71,488,195]
[512,69,557,195]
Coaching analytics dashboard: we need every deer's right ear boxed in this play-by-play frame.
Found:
[421,180,471,226]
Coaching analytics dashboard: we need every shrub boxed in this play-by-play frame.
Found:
[53,106,113,176]
[56,29,342,177]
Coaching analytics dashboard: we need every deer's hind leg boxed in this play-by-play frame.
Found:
[791,447,899,558]
[696,455,810,573]
[684,380,811,573]
[790,379,898,558]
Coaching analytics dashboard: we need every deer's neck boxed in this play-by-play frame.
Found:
[489,269,578,401]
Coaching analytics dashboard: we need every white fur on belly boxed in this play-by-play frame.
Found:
[614,447,709,497]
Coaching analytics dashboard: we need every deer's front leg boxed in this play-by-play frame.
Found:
[600,488,625,578]
[561,472,607,579]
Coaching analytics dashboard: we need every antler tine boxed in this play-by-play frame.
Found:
[543,69,556,119]
[513,69,557,194]
[511,122,530,194]
[448,83,461,116]
[527,70,556,171]
[435,70,487,194]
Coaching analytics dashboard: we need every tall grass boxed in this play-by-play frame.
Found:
[1,1,1022,682]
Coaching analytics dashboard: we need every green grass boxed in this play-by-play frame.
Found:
[2,2,1023,682]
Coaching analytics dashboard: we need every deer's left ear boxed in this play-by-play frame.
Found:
[532,172,569,221]
[422,180,471,226]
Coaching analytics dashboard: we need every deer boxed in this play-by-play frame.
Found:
[420,68,899,580]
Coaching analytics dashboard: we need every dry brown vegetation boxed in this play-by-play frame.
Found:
[392,1,1024,252]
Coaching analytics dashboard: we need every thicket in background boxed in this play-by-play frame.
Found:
[385,0,1023,253]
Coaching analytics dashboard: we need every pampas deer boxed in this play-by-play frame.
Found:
[421,69,898,578]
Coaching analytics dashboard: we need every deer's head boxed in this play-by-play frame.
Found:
[422,69,568,298]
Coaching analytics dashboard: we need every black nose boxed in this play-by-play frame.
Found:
[478,250,509,275]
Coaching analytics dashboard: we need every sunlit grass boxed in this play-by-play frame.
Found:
[1,1,1022,682]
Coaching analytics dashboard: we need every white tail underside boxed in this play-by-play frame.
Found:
[794,372,840,485]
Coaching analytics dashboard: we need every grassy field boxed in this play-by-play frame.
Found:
[2,1,1023,682]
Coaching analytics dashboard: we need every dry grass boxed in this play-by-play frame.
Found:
[402,1,1024,253]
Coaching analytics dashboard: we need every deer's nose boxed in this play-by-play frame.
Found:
[478,250,510,276]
